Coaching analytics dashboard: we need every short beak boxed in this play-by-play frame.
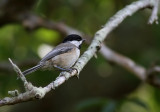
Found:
[82,39,86,42]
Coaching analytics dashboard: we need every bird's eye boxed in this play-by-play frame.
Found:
[77,38,81,41]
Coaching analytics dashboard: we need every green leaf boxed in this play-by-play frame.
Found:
[127,98,150,112]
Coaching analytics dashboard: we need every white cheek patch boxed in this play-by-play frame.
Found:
[80,40,83,44]
[70,41,81,47]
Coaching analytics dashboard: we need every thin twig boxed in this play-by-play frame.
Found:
[0,59,52,106]
[8,58,27,83]
[148,0,159,24]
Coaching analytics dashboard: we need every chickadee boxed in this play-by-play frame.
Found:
[22,34,85,76]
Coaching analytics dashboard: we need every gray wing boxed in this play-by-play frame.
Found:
[40,43,75,63]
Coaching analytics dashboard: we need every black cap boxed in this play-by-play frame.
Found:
[63,34,82,43]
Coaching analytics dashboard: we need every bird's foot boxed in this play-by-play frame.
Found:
[54,66,79,78]
[54,66,72,72]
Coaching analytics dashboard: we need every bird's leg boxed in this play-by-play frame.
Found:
[54,65,72,72]
[54,65,79,79]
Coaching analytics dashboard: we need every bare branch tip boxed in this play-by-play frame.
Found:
[148,17,159,24]
[8,58,18,70]
[8,58,14,65]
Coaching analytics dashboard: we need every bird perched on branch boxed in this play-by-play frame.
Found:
[22,34,85,76]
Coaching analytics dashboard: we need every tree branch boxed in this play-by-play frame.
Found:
[100,44,160,88]
[100,44,146,80]
[0,0,159,106]
[0,59,47,106]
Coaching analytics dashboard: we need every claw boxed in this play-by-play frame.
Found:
[71,68,79,79]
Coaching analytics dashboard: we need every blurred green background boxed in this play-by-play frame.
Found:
[0,0,160,112]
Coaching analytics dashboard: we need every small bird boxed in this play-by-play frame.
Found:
[22,34,85,76]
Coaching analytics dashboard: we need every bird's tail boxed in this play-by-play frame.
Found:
[22,64,43,76]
